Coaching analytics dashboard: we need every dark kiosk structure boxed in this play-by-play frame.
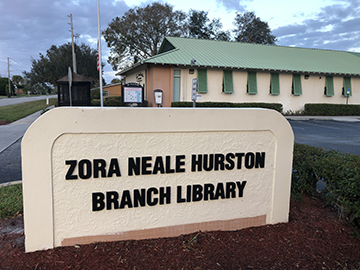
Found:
[57,72,92,106]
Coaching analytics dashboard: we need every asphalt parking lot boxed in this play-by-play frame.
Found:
[288,120,360,156]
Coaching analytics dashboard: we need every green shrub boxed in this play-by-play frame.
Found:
[305,103,360,116]
[91,99,100,106]
[104,96,122,107]
[91,97,149,107]
[292,143,324,196]
[292,143,360,227]
[91,89,100,100]
[316,151,360,226]
[172,101,283,113]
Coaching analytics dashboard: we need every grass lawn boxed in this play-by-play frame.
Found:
[0,184,23,219]
[0,98,57,123]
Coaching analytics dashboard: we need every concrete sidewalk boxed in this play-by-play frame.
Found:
[0,110,42,154]
[285,115,360,122]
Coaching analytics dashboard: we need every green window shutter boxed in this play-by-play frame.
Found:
[247,72,257,95]
[223,70,234,94]
[270,73,280,95]
[173,70,181,102]
[325,76,334,97]
[343,77,352,96]
[197,69,208,94]
[292,74,302,96]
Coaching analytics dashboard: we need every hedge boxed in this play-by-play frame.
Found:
[292,143,360,228]
[305,103,360,116]
[91,96,122,107]
[91,97,148,107]
[171,101,283,113]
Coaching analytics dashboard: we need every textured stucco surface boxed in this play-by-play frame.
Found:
[52,131,275,246]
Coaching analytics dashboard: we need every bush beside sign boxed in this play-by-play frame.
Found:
[22,107,294,252]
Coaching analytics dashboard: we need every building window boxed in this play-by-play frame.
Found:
[247,71,257,95]
[197,69,207,94]
[173,69,181,102]
[324,76,334,97]
[223,70,234,94]
[270,73,280,95]
[342,77,352,96]
[292,74,302,96]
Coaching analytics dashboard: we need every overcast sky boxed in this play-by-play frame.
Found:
[0,0,359,84]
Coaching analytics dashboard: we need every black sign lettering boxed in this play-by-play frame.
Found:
[106,191,119,210]
[255,152,265,168]
[133,189,146,207]
[225,182,236,198]
[108,158,121,177]
[128,157,140,176]
[244,153,255,169]
[225,153,235,170]
[92,180,248,212]
[235,153,244,169]
[78,159,92,179]
[214,183,225,199]
[177,186,186,203]
[191,154,202,172]
[142,156,152,175]
[203,154,214,171]
[94,159,106,178]
[175,155,186,173]
[236,181,247,197]
[159,187,171,205]
[192,185,203,202]
[65,160,78,180]
[204,183,215,200]
[147,188,158,206]
[153,156,165,174]
[214,153,225,170]
[92,192,105,211]
[120,190,133,209]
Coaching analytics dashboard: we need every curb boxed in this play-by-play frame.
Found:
[285,116,360,122]
[0,180,22,188]
[0,136,23,155]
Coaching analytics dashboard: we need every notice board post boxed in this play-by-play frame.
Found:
[121,83,144,107]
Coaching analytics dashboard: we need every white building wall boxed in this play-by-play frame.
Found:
[180,68,360,112]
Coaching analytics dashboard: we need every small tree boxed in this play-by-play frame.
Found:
[0,78,14,96]
[12,75,23,87]
[110,78,121,84]
[24,42,102,89]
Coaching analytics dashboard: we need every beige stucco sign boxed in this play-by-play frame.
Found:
[22,107,294,252]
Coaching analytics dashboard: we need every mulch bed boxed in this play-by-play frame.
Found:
[0,196,359,269]
[0,121,9,126]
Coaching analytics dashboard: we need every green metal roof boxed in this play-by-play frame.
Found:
[120,37,360,76]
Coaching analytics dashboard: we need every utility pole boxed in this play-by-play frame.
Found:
[68,14,77,73]
[97,0,104,107]
[7,57,11,97]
